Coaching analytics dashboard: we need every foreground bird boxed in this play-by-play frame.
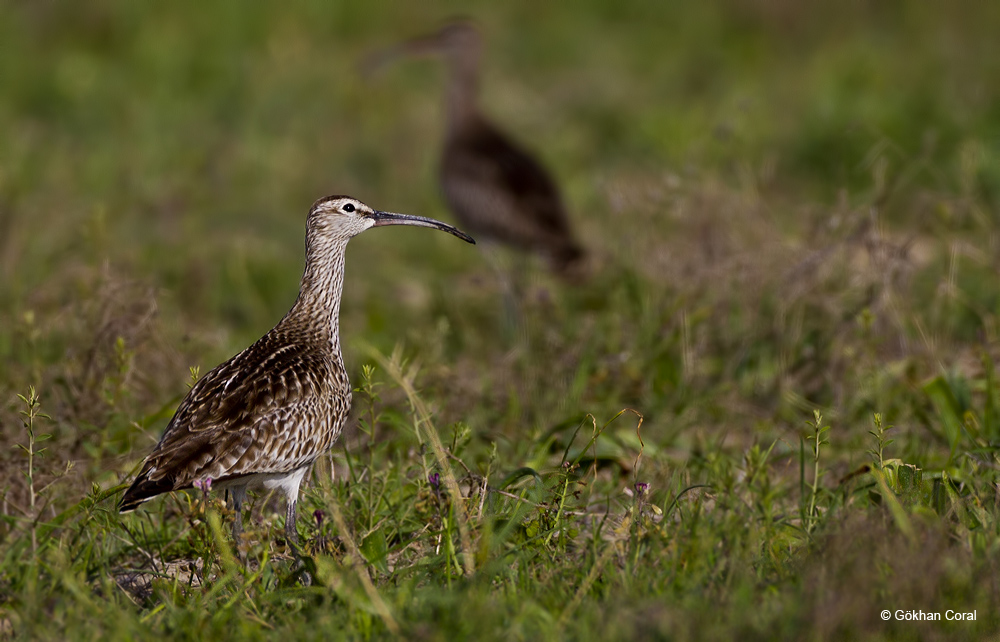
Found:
[365,19,586,278]
[119,196,474,544]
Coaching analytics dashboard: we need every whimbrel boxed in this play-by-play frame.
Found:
[366,19,586,278]
[119,196,474,545]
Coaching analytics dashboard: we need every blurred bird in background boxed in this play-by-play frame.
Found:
[363,19,587,288]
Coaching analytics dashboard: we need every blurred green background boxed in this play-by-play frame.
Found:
[4,0,998,392]
[3,1,1000,638]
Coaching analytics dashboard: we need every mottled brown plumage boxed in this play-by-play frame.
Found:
[367,19,585,277]
[120,196,474,543]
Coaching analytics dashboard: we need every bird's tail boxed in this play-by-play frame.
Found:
[118,472,174,513]
[551,243,589,282]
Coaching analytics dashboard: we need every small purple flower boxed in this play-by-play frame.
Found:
[428,473,440,489]
[634,482,649,497]
[193,477,213,494]
[313,509,325,527]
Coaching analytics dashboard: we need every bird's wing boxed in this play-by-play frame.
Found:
[120,339,340,510]
[441,122,578,250]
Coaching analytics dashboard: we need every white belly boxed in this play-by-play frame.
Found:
[214,466,309,503]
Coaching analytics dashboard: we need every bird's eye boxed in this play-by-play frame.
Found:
[343,203,356,213]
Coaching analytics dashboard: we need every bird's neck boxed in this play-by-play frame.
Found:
[286,237,349,355]
[444,57,480,135]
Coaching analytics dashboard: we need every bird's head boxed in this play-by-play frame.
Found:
[427,19,482,56]
[307,195,475,244]
[361,18,482,77]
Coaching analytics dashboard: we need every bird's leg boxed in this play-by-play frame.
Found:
[231,492,243,541]
[285,498,298,545]
[286,497,312,586]
[229,487,249,562]
[481,243,525,345]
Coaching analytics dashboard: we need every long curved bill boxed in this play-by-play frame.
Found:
[359,35,443,78]
[371,210,476,244]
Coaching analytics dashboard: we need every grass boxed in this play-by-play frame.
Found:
[3,0,1000,639]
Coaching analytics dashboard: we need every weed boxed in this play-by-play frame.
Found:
[802,410,831,535]
[867,412,893,468]
[14,386,52,554]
